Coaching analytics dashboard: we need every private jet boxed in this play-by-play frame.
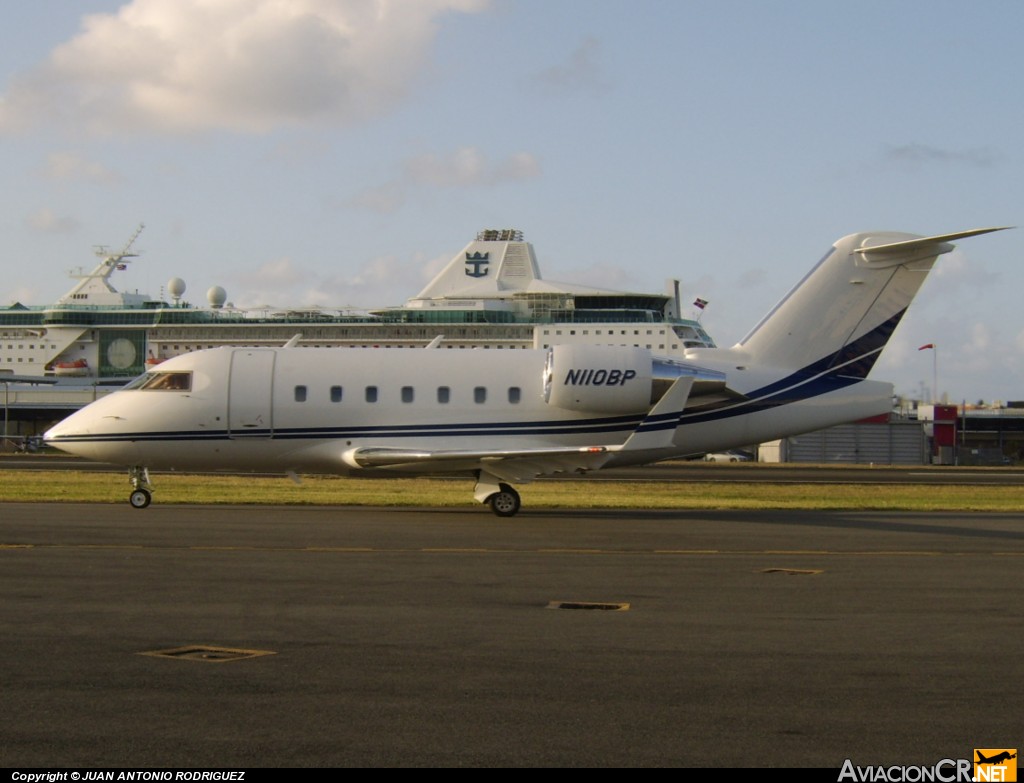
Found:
[44,227,1008,515]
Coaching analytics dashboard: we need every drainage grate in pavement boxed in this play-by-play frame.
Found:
[139,645,277,662]
[546,601,630,611]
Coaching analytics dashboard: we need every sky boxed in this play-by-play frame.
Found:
[0,0,1020,403]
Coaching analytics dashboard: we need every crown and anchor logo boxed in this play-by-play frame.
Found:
[465,251,489,278]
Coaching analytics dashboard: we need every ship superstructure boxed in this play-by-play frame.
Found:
[1,228,714,381]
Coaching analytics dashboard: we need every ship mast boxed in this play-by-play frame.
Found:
[59,224,145,303]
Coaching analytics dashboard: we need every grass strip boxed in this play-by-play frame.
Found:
[2,471,1022,511]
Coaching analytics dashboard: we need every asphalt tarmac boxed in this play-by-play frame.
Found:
[1,501,1021,768]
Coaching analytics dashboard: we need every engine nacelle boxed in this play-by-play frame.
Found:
[543,345,653,413]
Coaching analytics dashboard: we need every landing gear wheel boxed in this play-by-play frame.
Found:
[129,489,152,509]
[487,484,521,517]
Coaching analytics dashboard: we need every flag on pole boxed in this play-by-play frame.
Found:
[918,343,934,350]
[693,298,708,310]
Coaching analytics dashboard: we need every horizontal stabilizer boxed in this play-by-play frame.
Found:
[855,226,1011,264]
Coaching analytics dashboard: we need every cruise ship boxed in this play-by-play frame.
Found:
[0,227,716,381]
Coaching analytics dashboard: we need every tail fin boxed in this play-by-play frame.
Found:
[737,227,1009,375]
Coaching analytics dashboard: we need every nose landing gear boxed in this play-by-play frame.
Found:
[128,466,153,509]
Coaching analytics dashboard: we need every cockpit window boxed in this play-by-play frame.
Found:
[125,371,193,391]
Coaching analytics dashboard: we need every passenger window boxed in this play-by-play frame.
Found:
[401,386,414,403]
[474,387,486,404]
[330,386,343,403]
[294,385,307,402]
[437,386,450,404]
[508,387,521,404]
[365,386,378,403]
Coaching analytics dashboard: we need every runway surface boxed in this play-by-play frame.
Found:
[1,502,1021,767]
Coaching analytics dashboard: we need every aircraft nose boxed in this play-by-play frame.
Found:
[43,416,88,453]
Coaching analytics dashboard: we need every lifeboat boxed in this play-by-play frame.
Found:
[53,358,89,376]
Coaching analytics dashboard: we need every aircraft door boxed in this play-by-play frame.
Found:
[228,349,275,438]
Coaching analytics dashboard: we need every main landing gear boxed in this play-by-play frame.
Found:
[128,466,153,509]
[473,472,522,517]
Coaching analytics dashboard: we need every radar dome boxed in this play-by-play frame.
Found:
[207,285,227,309]
[167,277,186,300]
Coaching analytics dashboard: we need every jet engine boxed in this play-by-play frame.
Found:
[542,344,730,414]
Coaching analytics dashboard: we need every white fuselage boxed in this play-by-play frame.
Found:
[44,344,893,475]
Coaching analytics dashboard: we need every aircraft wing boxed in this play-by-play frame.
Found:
[345,444,615,482]
[343,376,695,483]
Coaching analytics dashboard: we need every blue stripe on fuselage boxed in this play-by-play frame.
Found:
[52,314,901,445]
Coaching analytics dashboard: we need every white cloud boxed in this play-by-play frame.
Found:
[349,146,541,213]
[883,142,999,170]
[405,146,541,187]
[224,251,444,309]
[25,208,80,234]
[6,286,39,306]
[0,0,488,135]
[249,257,303,288]
[535,37,609,93]
[346,181,407,214]
[43,152,121,184]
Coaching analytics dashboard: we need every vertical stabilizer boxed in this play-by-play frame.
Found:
[737,227,1008,376]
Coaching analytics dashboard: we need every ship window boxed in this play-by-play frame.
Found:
[365,386,378,403]
[474,387,487,404]
[401,386,414,403]
[437,386,450,403]
[330,386,343,403]
[508,387,521,404]
[294,385,307,402]
[127,371,193,392]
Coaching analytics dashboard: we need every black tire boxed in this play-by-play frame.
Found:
[487,484,521,517]
[129,488,152,509]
